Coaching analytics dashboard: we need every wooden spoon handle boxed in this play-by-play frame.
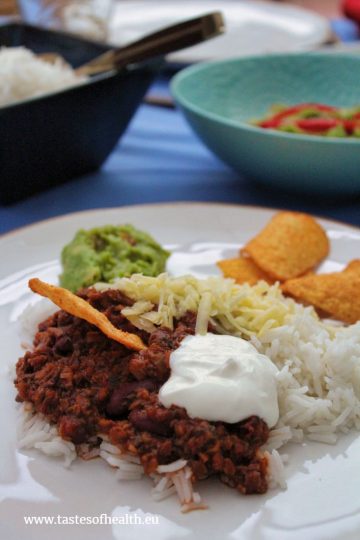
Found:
[77,11,224,76]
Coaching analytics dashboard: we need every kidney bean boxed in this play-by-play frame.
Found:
[59,415,89,444]
[54,336,73,355]
[128,409,170,436]
[106,380,157,418]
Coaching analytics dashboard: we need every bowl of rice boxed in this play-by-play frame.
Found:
[0,23,161,204]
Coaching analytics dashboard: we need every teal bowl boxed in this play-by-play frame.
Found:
[171,54,360,195]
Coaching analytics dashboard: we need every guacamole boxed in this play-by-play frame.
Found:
[60,224,170,292]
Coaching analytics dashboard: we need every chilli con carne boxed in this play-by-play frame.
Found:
[15,288,270,495]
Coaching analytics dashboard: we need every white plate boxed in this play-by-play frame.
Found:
[1,203,360,540]
[108,0,331,63]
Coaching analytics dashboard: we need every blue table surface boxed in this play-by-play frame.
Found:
[1,18,359,236]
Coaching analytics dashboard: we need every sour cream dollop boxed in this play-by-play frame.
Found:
[159,333,279,427]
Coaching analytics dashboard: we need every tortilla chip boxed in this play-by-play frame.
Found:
[28,278,147,351]
[344,259,360,275]
[282,267,360,324]
[217,257,275,285]
[242,211,329,281]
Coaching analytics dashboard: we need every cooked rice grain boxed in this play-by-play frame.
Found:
[0,47,86,108]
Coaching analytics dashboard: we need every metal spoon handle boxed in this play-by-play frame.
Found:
[77,12,224,76]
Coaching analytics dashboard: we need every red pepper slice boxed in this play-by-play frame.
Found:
[257,103,337,129]
[296,118,339,133]
[343,119,355,134]
[258,118,282,129]
[343,119,360,134]
[270,103,337,123]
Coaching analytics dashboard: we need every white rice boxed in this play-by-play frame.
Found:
[157,459,187,473]
[0,47,86,108]
[151,476,177,502]
[253,314,360,443]
[264,450,287,490]
[17,404,76,468]
[18,300,58,350]
[14,274,360,507]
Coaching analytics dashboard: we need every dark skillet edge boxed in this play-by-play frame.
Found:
[0,22,163,205]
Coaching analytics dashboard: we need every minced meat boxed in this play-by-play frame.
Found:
[15,288,269,494]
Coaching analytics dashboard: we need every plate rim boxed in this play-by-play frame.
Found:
[109,0,331,63]
[1,202,359,246]
[2,200,360,539]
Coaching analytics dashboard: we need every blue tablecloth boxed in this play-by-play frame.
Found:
[1,18,359,235]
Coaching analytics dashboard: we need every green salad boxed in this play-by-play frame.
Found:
[254,103,360,137]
